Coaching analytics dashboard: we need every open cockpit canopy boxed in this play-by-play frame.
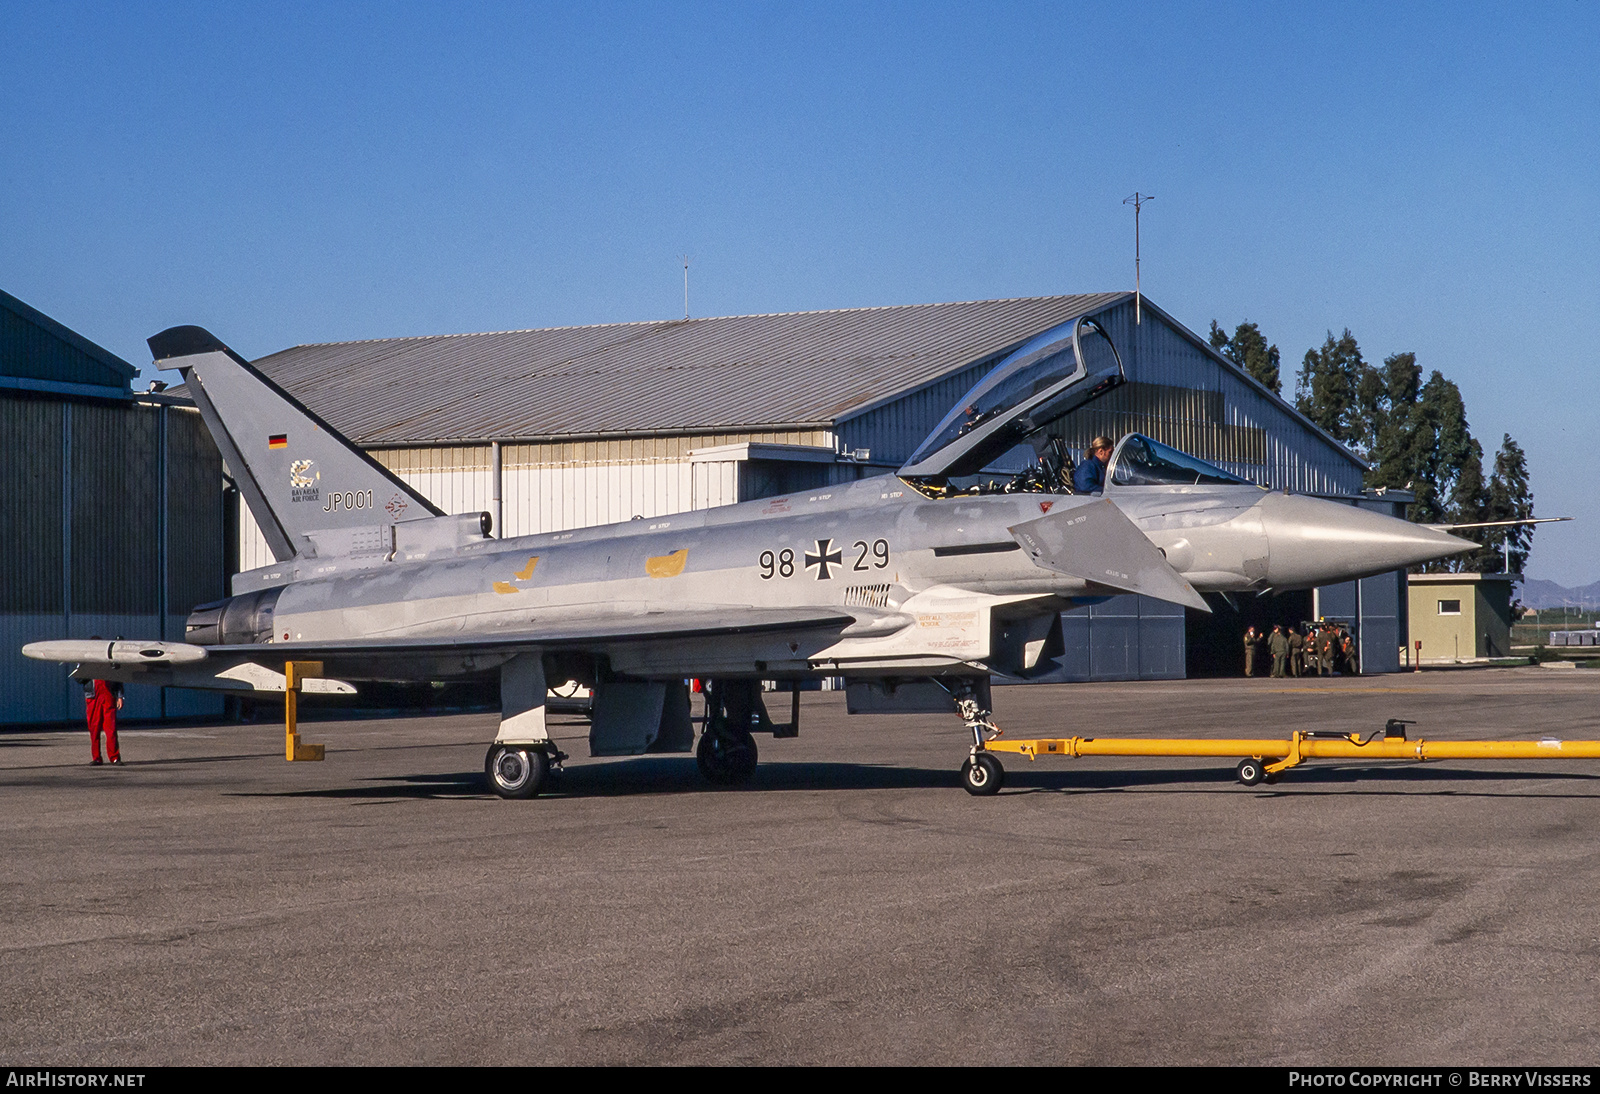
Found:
[1106,433,1253,488]
[899,315,1125,480]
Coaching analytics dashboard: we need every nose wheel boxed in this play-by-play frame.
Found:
[961,752,1004,796]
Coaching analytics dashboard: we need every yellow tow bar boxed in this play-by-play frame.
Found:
[963,720,1600,795]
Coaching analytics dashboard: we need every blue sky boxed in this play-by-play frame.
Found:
[3,1,1595,582]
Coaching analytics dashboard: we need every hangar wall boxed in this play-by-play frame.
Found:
[1,287,228,726]
[993,594,1188,684]
[0,394,227,724]
[1090,299,1362,494]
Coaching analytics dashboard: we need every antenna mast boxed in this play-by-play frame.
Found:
[1123,192,1153,324]
[680,255,690,319]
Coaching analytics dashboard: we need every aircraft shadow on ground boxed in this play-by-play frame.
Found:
[237,756,1600,801]
[0,736,76,750]
[1004,762,1600,800]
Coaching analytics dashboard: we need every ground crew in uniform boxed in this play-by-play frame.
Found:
[1316,626,1336,676]
[1243,626,1260,677]
[1287,626,1305,677]
[1268,625,1290,678]
[85,676,123,765]
[1340,631,1357,675]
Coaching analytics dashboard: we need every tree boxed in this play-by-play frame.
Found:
[1209,320,1282,395]
[1295,329,1367,450]
[1481,434,1535,573]
[1395,370,1485,545]
[1292,333,1514,572]
[1369,350,1422,472]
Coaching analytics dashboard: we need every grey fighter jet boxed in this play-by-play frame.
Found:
[25,318,1473,797]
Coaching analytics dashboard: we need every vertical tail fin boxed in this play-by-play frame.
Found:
[150,326,441,561]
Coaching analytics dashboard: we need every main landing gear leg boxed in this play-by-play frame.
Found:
[487,653,568,800]
[696,680,760,786]
[952,685,1005,796]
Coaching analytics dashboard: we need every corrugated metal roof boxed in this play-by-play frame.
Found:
[249,294,1128,446]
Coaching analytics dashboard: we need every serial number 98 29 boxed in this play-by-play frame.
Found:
[758,538,889,580]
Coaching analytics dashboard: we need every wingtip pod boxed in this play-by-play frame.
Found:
[23,640,209,665]
[1011,499,1212,613]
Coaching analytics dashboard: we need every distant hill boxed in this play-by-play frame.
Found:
[1519,577,1600,609]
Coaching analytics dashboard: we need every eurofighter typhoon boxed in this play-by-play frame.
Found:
[25,318,1473,797]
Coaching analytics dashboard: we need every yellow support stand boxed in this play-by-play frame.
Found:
[284,660,326,762]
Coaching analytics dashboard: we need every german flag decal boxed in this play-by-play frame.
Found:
[268,434,288,449]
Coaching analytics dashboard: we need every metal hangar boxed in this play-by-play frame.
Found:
[1,288,226,724]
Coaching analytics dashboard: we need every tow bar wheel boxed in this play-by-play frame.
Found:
[486,744,549,799]
[1236,757,1268,787]
[961,753,1004,796]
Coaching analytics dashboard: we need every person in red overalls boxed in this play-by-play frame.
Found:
[85,677,124,765]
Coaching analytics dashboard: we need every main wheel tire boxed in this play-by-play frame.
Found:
[486,744,549,799]
[1236,757,1267,787]
[696,726,758,785]
[961,753,1004,796]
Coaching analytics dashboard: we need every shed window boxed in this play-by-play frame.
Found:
[1437,599,1462,615]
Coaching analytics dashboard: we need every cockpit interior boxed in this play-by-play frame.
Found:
[1105,434,1251,488]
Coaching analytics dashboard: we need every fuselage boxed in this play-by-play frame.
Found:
[198,472,1468,681]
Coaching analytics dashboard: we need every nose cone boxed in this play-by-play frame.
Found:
[1256,493,1476,588]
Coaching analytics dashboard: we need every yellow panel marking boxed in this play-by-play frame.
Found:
[646,548,689,578]
[492,581,519,595]
[514,556,539,580]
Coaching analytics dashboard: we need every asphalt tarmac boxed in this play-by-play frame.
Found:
[3,666,1598,1066]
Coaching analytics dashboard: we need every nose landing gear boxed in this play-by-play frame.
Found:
[953,689,1006,796]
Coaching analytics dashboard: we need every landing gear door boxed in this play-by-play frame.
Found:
[589,681,694,756]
